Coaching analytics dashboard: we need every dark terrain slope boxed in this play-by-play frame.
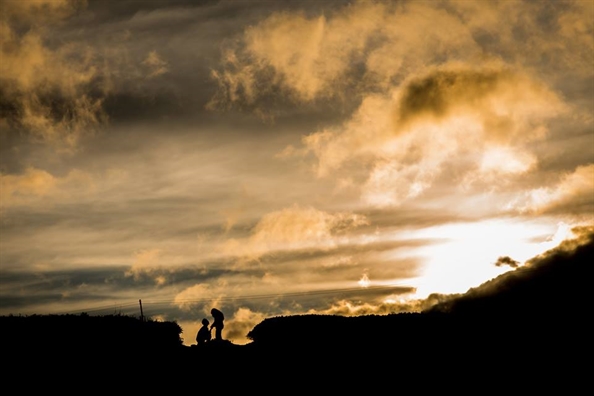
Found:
[238,228,592,381]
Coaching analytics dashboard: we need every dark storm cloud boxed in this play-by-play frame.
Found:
[400,68,494,117]
[397,68,504,124]
[494,256,520,268]
[393,64,565,142]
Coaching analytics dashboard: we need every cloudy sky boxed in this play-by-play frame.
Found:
[1,0,592,345]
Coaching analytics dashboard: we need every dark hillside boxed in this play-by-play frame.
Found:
[238,229,592,382]
[427,229,592,319]
[247,229,592,351]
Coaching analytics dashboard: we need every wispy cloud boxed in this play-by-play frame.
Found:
[0,0,173,150]
[220,204,369,262]
[508,164,594,216]
[142,50,169,78]
[0,167,95,210]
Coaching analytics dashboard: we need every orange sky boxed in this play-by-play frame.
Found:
[1,0,592,346]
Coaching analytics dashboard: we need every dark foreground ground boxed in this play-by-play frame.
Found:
[3,311,588,393]
[4,230,592,391]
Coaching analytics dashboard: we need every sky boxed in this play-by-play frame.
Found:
[1,0,593,346]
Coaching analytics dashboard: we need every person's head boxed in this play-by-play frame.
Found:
[202,318,209,326]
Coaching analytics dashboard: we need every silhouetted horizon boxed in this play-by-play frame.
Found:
[3,227,590,378]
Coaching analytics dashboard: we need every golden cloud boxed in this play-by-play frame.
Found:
[300,63,566,207]
[126,248,163,280]
[509,164,594,215]
[209,0,591,111]
[142,50,169,78]
[224,307,266,345]
[173,284,212,311]
[208,0,386,109]
[0,167,96,210]
[208,0,485,109]
[209,0,586,209]
[221,204,369,261]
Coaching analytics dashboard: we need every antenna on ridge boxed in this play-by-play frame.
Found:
[139,299,144,322]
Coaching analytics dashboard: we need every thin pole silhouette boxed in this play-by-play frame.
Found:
[139,299,144,322]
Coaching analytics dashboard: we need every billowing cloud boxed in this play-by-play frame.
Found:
[209,0,586,210]
[508,164,594,215]
[173,284,212,310]
[209,0,592,110]
[208,0,483,109]
[302,64,566,206]
[224,307,266,344]
[307,291,454,317]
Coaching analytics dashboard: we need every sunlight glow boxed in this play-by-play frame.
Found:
[406,219,573,298]
[358,273,370,288]
[480,147,535,174]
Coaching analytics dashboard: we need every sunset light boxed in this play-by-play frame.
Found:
[408,220,573,297]
[1,0,592,348]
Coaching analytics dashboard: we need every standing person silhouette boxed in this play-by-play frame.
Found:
[210,308,225,341]
[196,318,211,346]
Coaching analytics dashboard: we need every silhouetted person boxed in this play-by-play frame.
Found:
[210,308,224,341]
[196,318,211,345]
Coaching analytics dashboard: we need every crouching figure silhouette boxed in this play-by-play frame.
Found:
[196,318,212,345]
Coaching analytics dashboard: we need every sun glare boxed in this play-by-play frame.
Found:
[358,273,371,288]
[407,219,572,298]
